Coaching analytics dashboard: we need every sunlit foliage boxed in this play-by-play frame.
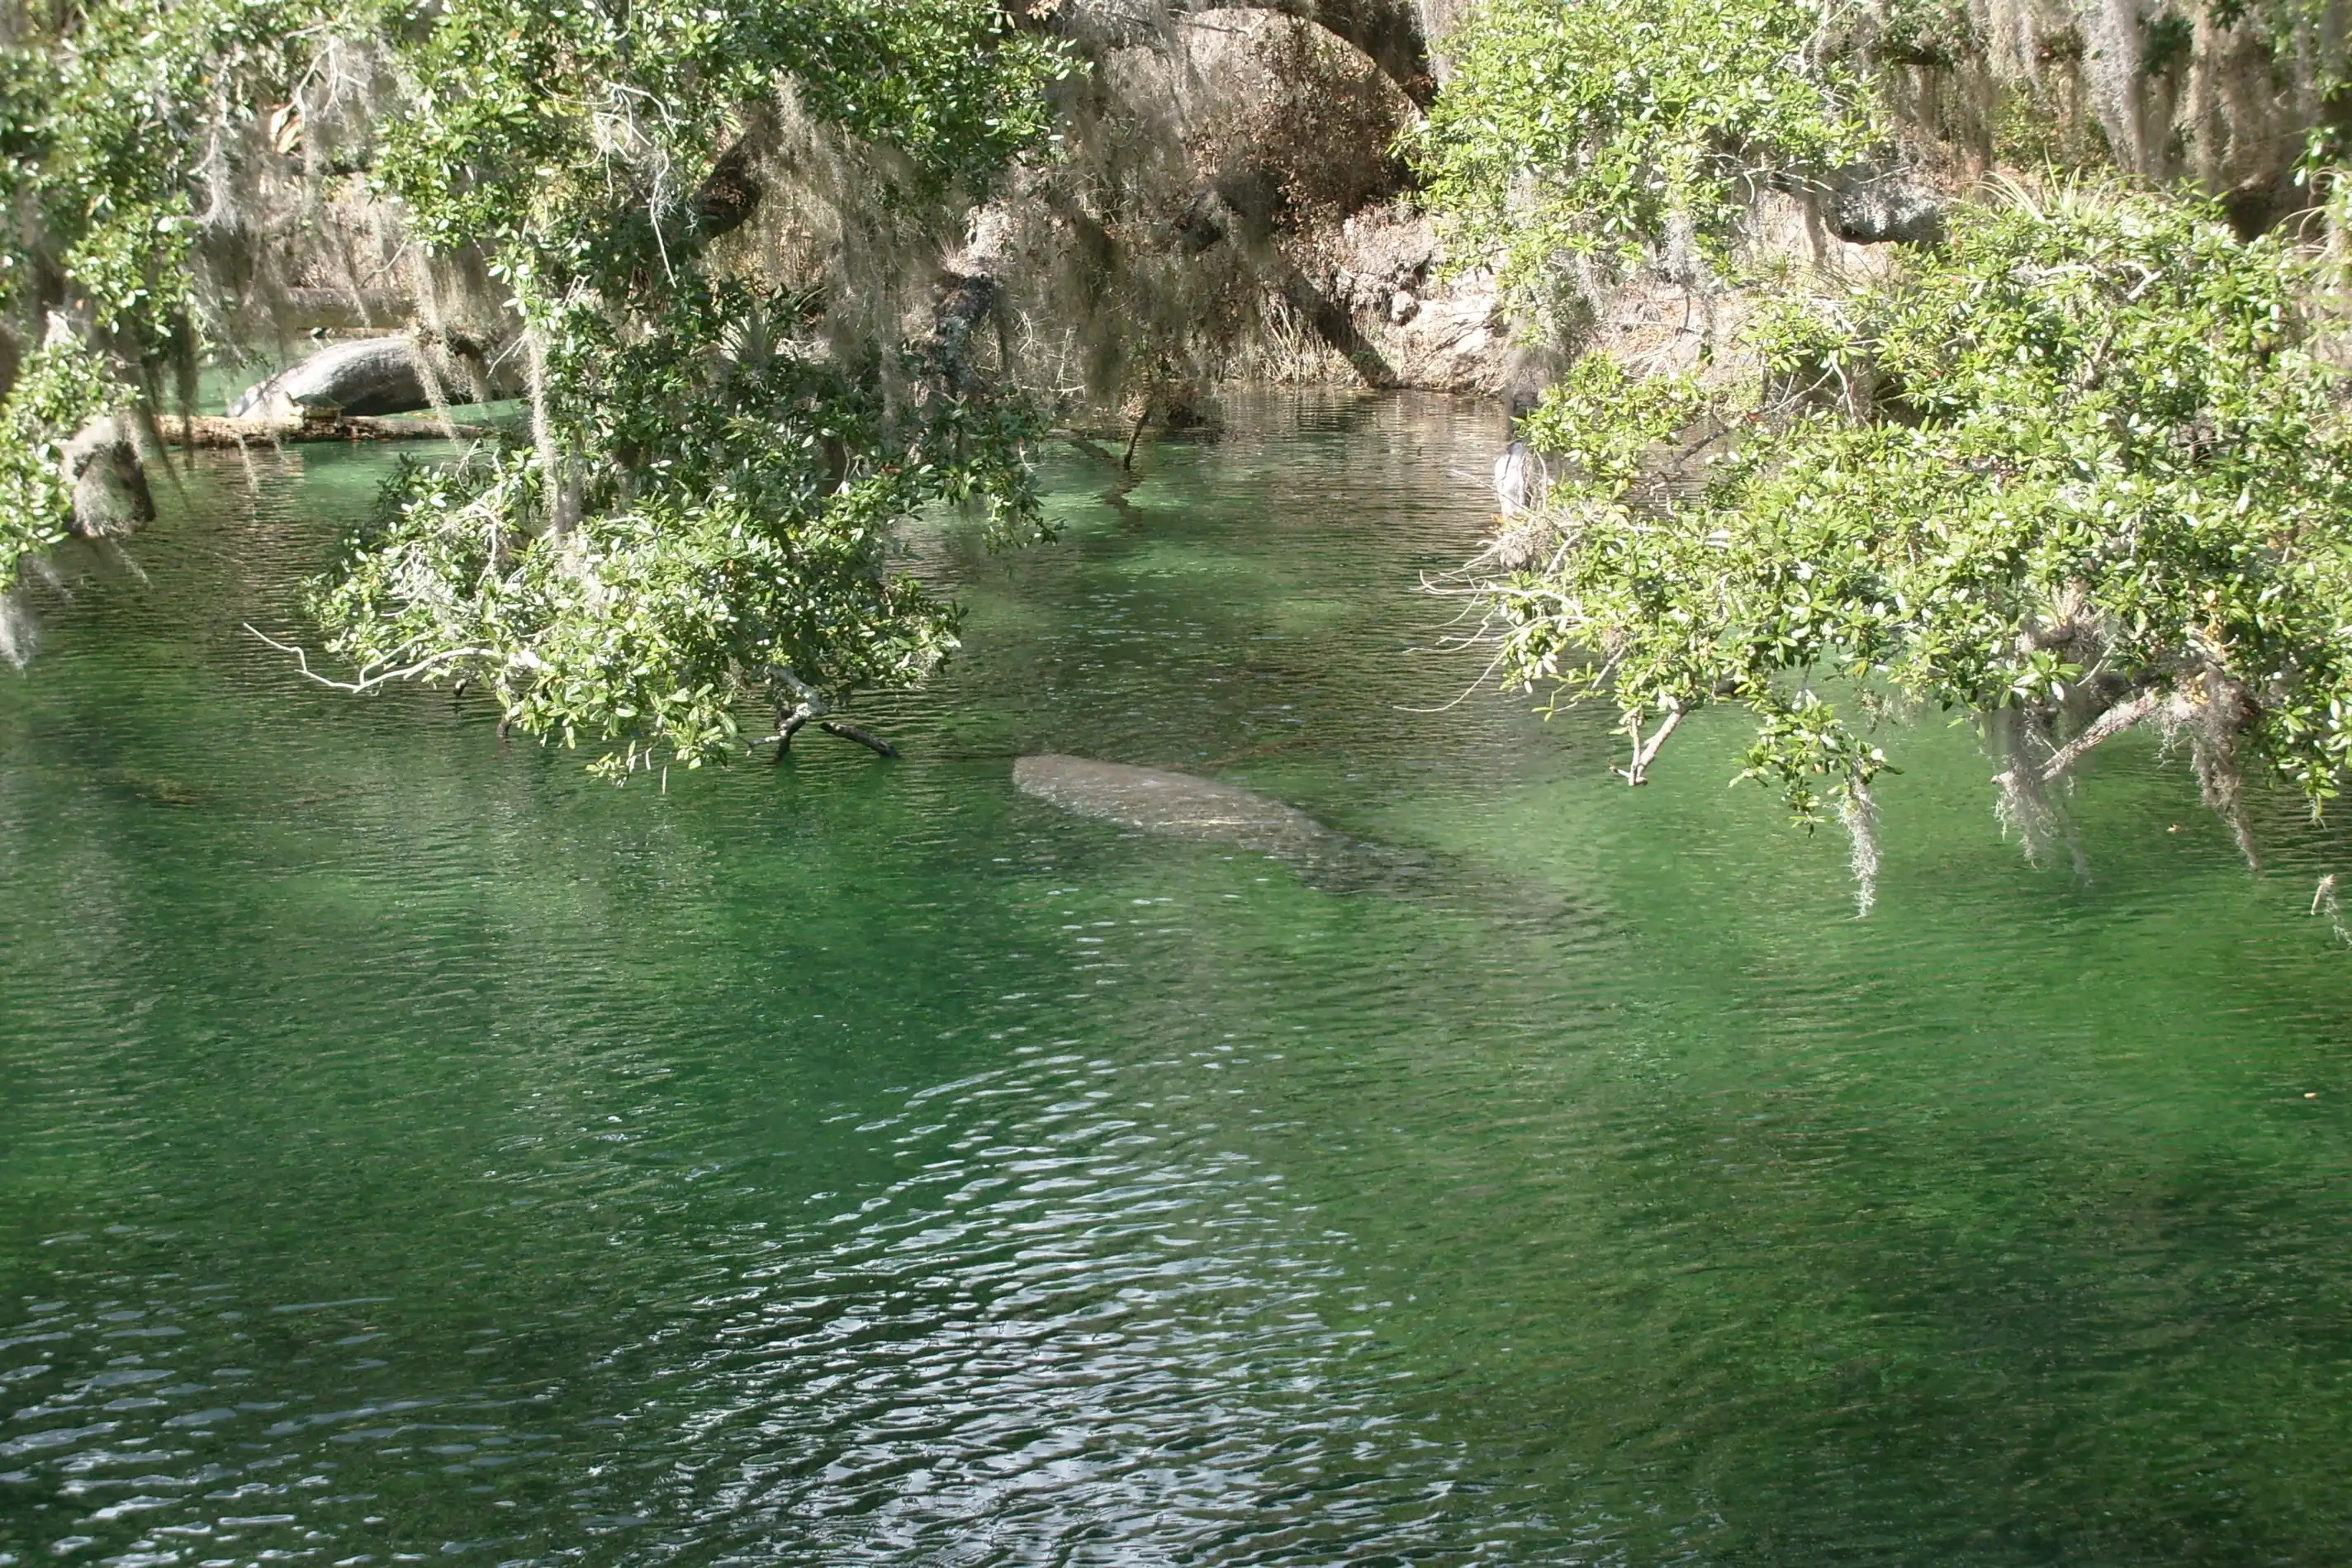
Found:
[1,0,1068,770]
[0,336,113,594]
[1410,0,1878,299]
[1474,184,2352,902]
[310,283,1046,774]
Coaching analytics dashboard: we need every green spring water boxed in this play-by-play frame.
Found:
[2,393,2347,1564]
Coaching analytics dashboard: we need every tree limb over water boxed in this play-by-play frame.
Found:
[0,0,1073,776]
[1451,184,2352,907]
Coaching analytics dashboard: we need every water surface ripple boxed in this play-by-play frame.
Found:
[2,393,2350,1565]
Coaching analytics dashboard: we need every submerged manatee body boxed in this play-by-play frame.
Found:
[1012,754,1425,893]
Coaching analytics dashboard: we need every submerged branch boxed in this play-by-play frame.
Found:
[819,718,900,757]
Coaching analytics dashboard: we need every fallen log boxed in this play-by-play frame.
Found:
[157,413,497,447]
[65,409,491,534]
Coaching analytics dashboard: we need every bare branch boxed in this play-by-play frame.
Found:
[1391,642,1514,714]
[244,623,496,693]
[1618,705,1684,785]
[774,666,824,708]
[2040,688,2165,784]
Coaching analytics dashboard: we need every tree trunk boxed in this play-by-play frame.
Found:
[925,206,1018,397]
[61,414,154,539]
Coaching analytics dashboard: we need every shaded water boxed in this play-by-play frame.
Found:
[2,393,2350,1565]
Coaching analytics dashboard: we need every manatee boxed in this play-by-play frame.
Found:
[1012,753,1425,892]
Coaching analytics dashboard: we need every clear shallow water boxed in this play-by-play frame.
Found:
[2,393,2350,1566]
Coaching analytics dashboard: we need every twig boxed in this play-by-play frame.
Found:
[1391,642,1515,714]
